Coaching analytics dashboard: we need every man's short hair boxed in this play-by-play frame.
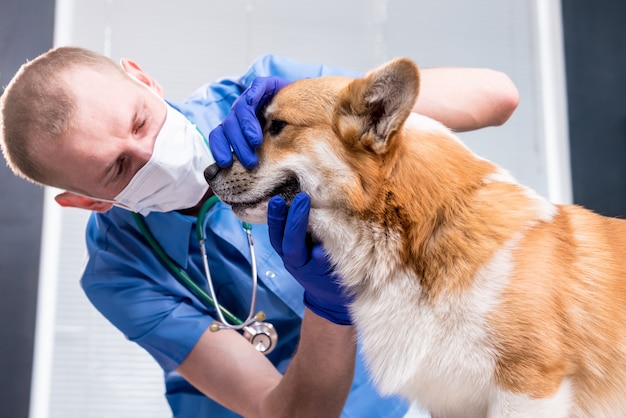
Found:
[0,46,126,187]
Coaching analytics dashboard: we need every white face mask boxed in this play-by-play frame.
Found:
[110,103,215,215]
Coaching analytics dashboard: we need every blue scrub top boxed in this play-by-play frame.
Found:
[81,54,409,417]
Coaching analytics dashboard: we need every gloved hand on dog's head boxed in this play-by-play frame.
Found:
[209,76,290,169]
[267,192,353,326]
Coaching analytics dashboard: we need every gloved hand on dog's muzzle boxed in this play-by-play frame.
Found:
[268,193,353,326]
[209,76,290,169]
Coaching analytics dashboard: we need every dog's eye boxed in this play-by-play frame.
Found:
[268,119,288,136]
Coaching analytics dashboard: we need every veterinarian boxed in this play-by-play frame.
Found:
[0,46,519,418]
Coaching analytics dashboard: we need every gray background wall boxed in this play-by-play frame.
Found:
[562,0,626,218]
[0,1,54,418]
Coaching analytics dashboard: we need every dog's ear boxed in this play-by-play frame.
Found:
[334,58,419,154]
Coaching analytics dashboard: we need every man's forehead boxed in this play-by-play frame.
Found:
[63,64,132,100]
[46,73,124,191]
[68,70,136,124]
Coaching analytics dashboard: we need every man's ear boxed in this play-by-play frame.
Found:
[119,58,165,98]
[55,191,113,212]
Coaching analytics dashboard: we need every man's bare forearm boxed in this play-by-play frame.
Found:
[262,308,357,418]
[415,67,520,132]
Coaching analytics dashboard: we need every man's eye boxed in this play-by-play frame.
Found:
[269,119,288,136]
[134,119,146,134]
[116,157,125,177]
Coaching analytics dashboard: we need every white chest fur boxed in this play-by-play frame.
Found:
[321,214,521,416]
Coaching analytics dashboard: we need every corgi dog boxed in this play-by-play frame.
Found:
[205,58,626,417]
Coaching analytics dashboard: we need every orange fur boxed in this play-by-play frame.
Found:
[492,206,626,410]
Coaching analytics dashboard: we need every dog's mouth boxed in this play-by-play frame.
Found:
[225,175,301,210]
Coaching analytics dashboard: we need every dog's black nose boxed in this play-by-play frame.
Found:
[204,163,221,184]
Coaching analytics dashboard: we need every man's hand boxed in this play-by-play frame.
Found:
[267,193,353,325]
[209,76,290,169]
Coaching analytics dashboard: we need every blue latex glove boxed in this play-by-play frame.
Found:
[267,193,353,325]
[209,76,291,169]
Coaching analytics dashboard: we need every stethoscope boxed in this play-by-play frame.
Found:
[132,194,278,354]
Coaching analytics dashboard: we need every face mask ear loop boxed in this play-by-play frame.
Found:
[197,196,263,331]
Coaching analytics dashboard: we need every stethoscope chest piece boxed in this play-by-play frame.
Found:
[243,321,278,354]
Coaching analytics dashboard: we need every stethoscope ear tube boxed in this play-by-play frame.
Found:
[132,196,278,355]
[198,223,259,330]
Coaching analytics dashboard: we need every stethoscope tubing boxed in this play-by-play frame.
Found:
[198,205,259,330]
[132,195,244,325]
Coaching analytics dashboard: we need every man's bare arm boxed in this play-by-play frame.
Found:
[177,309,356,418]
[416,67,520,132]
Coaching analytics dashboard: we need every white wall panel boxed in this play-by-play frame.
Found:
[32,1,568,417]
